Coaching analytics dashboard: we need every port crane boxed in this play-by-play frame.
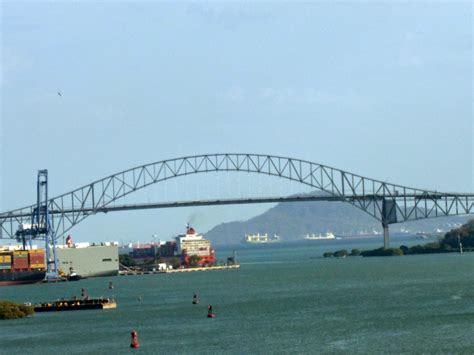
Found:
[14,170,59,279]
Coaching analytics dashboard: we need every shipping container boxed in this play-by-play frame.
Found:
[30,254,44,259]
[13,257,29,262]
[29,256,45,263]
[30,260,44,266]
[12,260,29,269]
[13,256,29,262]
[30,250,44,256]
[30,253,44,256]
[13,252,28,259]
[0,256,12,262]
[13,264,29,269]
[30,264,46,269]
[14,251,28,255]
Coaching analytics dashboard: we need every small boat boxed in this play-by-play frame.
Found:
[67,273,82,281]
[33,298,116,312]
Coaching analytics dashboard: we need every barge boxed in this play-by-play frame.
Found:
[33,298,116,312]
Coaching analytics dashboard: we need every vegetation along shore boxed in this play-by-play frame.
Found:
[324,220,474,258]
[0,301,34,320]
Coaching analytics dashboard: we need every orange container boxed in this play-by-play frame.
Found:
[29,250,45,255]
[29,255,45,263]
[30,263,46,269]
[0,255,11,263]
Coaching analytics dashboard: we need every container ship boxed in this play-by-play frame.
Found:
[176,226,216,266]
[0,249,46,286]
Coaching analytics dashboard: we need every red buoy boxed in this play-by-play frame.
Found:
[207,304,215,318]
[130,330,140,348]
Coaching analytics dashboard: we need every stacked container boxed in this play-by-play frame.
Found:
[0,253,12,270]
[29,250,46,269]
[12,251,29,270]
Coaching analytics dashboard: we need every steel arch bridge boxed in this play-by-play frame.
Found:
[1,153,473,247]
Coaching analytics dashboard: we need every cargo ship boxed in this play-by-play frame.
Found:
[304,232,337,240]
[175,225,216,266]
[0,249,46,286]
[56,243,119,278]
[243,233,280,244]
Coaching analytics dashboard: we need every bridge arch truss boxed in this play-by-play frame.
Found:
[1,153,473,240]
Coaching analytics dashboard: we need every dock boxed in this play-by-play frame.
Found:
[163,264,240,273]
[119,264,240,276]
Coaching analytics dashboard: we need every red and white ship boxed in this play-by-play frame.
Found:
[176,226,216,266]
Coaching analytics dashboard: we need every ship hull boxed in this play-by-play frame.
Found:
[242,241,280,244]
[0,270,46,286]
[304,237,336,240]
[56,246,119,278]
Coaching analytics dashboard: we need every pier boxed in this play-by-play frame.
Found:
[119,264,240,276]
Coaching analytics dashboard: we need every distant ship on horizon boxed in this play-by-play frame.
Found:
[243,233,281,244]
[304,232,339,240]
[337,230,382,238]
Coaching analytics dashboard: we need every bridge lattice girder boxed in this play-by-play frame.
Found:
[1,153,473,239]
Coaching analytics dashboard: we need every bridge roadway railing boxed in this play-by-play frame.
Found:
[1,153,473,240]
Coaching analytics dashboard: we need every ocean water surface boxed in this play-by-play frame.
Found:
[2,237,474,354]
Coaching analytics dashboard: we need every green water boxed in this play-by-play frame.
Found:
[2,239,474,354]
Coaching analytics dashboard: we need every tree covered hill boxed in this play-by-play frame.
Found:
[204,193,470,245]
[443,219,474,248]
[205,200,380,245]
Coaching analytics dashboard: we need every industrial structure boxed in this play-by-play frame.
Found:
[12,170,59,279]
[0,154,473,249]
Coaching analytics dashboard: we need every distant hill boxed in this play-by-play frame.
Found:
[204,192,471,245]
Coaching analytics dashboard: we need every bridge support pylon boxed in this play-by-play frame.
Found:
[382,198,397,249]
[383,223,389,249]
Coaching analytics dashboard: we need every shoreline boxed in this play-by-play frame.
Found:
[119,264,240,276]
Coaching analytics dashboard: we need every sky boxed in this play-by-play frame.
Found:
[0,1,472,244]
